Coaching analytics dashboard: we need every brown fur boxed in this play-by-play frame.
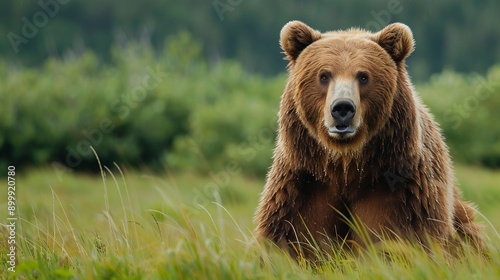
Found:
[254,21,482,260]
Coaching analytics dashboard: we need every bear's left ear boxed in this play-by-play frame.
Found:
[375,23,414,62]
[280,21,322,61]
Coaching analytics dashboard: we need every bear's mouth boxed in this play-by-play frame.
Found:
[329,124,355,135]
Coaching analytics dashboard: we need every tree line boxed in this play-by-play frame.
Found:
[1,0,499,81]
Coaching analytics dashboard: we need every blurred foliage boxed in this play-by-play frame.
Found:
[419,66,500,168]
[0,33,281,176]
[1,0,499,81]
[1,32,499,175]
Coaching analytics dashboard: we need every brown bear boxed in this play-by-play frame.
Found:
[254,21,482,260]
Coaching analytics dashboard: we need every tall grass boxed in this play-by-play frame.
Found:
[1,163,500,279]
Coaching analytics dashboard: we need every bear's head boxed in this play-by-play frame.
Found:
[281,21,414,153]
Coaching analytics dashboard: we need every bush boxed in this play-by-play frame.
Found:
[418,66,500,168]
[0,33,283,176]
[165,61,282,176]
[1,32,499,176]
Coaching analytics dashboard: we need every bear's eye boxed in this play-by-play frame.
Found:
[319,72,330,84]
[357,72,369,85]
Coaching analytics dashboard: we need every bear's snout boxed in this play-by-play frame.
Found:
[329,98,356,134]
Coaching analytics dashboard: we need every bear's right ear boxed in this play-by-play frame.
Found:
[280,21,322,61]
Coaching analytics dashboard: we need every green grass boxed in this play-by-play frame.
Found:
[1,163,500,279]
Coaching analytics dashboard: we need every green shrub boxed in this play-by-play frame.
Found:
[165,61,281,176]
[0,33,283,176]
[1,32,499,176]
[419,66,500,168]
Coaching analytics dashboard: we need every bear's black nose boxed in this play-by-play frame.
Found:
[331,98,356,123]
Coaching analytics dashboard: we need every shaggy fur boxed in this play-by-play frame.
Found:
[254,21,482,260]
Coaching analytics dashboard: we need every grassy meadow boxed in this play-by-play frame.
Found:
[1,36,500,279]
[1,162,500,279]
[1,1,500,278]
